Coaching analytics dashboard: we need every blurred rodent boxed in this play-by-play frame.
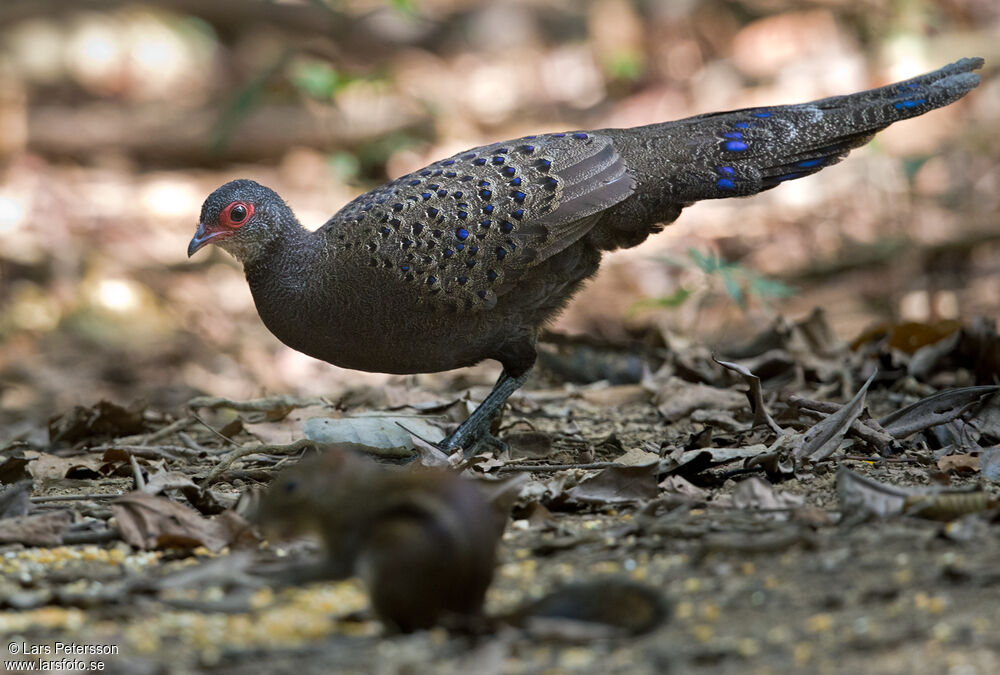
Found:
[253,446,668,636]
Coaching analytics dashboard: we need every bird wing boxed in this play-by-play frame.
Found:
[320,132,635,312]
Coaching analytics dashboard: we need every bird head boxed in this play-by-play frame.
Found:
[188,179,293,263]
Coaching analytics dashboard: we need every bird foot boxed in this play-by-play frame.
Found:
[438,420,506,458]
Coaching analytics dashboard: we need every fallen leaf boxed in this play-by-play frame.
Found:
[112,491,247,552]
[878,386,1000,439]
[795,371,875,461]
[652,377,747,419]
[937,454,979,474]
[836,467,909,520]
[566,464,658,505]
[48,400,148,445]
[304,415,445,458]
[0,511,73,546]
[0,481,32,519]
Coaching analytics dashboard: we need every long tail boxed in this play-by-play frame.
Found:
[629,57,984,202]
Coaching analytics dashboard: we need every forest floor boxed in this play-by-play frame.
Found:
[2,310,999,675]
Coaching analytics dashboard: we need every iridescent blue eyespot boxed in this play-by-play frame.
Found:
[400,265,410,271]
[733,122,750,129]
[487,270,498,281]
[422,192,432,200]
[474,158,486,166]
[480,219,491,227]
[502,167,515,177]
[413,223,423,234]
[408,179,421,186]
[427,276,437,285]
[520,145,535,153]
[444,249,453,258]
[510,177,521,186]
[457,228,469,240]
[480,189,492,199]
[496,247,507,259]
[437,190,447,197]
[718,165,734,175]
[420,170,432,176]
[457,275,468,284]
[537,159,551,171]
[751,111,771,118]
[483,204,494,214]
[453,191,463,198]
[458,211,467,219]
[443,159,455,166]
[512,191,526,202]
[717,178,734,190]
[456,243,464,251]
[551,133,565,137]
[444,172,457,178]
[380,227,390,235]
[512,209,524,220]
[479,180,490,187]
[469,245,478,254]
[427,207,439,217]
[500,221,513,233]
[798,159,822,168]
[572,132,588,139]
[492,156,505,164]
[725,141,748,152]
[393,203,403,211]
[723,131,743,139]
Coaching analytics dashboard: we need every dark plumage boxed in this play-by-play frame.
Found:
[189,58,983,454]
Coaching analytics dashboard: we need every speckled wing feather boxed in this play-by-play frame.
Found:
[320,132,635,311]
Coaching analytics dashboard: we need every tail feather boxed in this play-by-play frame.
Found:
[630,58,984,202]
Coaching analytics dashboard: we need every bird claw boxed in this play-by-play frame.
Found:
[438,419,507,458]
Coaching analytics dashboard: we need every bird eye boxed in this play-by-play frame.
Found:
[222,201,253,228]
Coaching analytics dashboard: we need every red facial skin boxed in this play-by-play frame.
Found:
[187,201,254,257]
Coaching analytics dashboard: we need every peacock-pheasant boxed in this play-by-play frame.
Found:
[188,58,983,454]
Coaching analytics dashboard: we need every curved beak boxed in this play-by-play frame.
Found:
[187,223,226,257]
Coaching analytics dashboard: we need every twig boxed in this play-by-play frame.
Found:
[188,395,328,413]
[30,494,122,503]
[61,529,121,545]
[495,461,626,473]
[178,431,212,455]
[199,438,319,487]
[115,416,196,446]
[797,408,894,453]
[88,444,201,459]
[191,414,240,447]
[129,455,145,491]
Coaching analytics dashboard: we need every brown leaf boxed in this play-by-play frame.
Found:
[794,371,875,461]
[48,400,148,445]
[29,453,111,481]
[836,467,909,520]
[111,491,247,552]
[879,386,1000,439]
[937,453,979,474]
[578,384,650,407]
[0,481,33,519]
[0,510,73,546]
[653,377,747,419]
[566,464,658,505]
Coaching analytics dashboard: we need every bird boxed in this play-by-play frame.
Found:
[188,57,983,456]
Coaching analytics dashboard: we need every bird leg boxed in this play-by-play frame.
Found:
[439,370,530,457]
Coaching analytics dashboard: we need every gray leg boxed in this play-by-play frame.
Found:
[439,369,530,457]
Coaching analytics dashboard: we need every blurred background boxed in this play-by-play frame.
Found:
[0,0,998,435]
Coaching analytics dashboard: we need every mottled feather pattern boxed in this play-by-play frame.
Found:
[192,58,982,384]
[319,132,634,311]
